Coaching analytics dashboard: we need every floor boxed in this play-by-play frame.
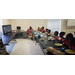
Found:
[6,39,44,55]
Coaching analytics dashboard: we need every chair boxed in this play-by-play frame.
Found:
[51,32,54,36]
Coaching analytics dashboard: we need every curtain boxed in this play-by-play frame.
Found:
[0,19,3,36]
[47,19,61,32]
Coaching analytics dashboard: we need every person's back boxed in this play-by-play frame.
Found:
[69,38,75,51]
[62,33,73,48]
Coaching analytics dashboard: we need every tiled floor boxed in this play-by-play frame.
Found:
[6,39,44,55]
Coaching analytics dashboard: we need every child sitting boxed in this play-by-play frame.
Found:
[41,27,46,33]
[48,29,51,36]
[62,33,73,49]
[27,26,33,38]
[53,31,59,39]
[37,27,41,31]
[45,29,48,36]
[57,32,65,41]
[69,38,75,51]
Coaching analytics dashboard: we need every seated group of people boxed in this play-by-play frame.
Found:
[53,31,75,51]
[26,26,75,51]
[26,26,51,37]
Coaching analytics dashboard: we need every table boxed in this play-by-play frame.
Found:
[33,32,73,55]
[0,30,27,45]
[0,32,17,45]
[15,31,27,39]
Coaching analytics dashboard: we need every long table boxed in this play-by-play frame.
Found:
[33,32,74,55]
[0,30,27,45]
[0,32,17,45]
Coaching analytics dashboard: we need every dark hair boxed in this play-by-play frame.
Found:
[54,31,58,36]
[60,32,65,36]
[48,29,51,33]
[46,29,48,31]
[69,38,75,46]
[66,33,73,40]
[42,26,44,29]
[30,26,32,29]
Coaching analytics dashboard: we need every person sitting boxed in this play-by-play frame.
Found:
[45,29,48,33]
[41,26,46,33]
[69,38,75,51]
[37,27,41,31]
[45,29,48,36]
[53,31,59,39]
[62,33,73,48]
[27,26,33,38]
[48,29,51,36]
[57,32,65,41]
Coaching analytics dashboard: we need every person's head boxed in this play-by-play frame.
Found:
[69,38,75,46]
[54,31,58,36]
[48,29,51,33]
[46,29,48,32]
[66,33,73,41]
[38,27,40,29]
[42,26,44,29]
[59,32,65,38]
[29,26,32,30]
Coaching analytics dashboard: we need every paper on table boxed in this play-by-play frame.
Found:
[41,35,43,37]
[35,35,38,36]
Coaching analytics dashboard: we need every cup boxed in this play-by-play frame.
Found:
[55,41,57,44]
[62,48,65,52]
[38,35,41,38]
[45,40,47,45]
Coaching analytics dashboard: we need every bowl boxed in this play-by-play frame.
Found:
[65,49,75,54]
[55,43,62,46]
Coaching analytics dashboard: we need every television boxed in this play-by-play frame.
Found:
[2,25,12,35]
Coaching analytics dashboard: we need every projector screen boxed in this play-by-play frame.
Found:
[67,19,75,26]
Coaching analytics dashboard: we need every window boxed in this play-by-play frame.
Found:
[0,19,3,36]
[47,19,61,32]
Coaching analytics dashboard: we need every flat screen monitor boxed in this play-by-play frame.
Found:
[2,25,12,35]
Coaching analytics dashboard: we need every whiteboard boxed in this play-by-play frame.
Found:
[67,19,75,26]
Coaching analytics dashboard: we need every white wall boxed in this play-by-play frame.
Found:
[1,19,68,32]
[47,19,61,32]
[2,19,10,25]
[61,19,67,32]
[10,19,48,30]
[47,19,67,32]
